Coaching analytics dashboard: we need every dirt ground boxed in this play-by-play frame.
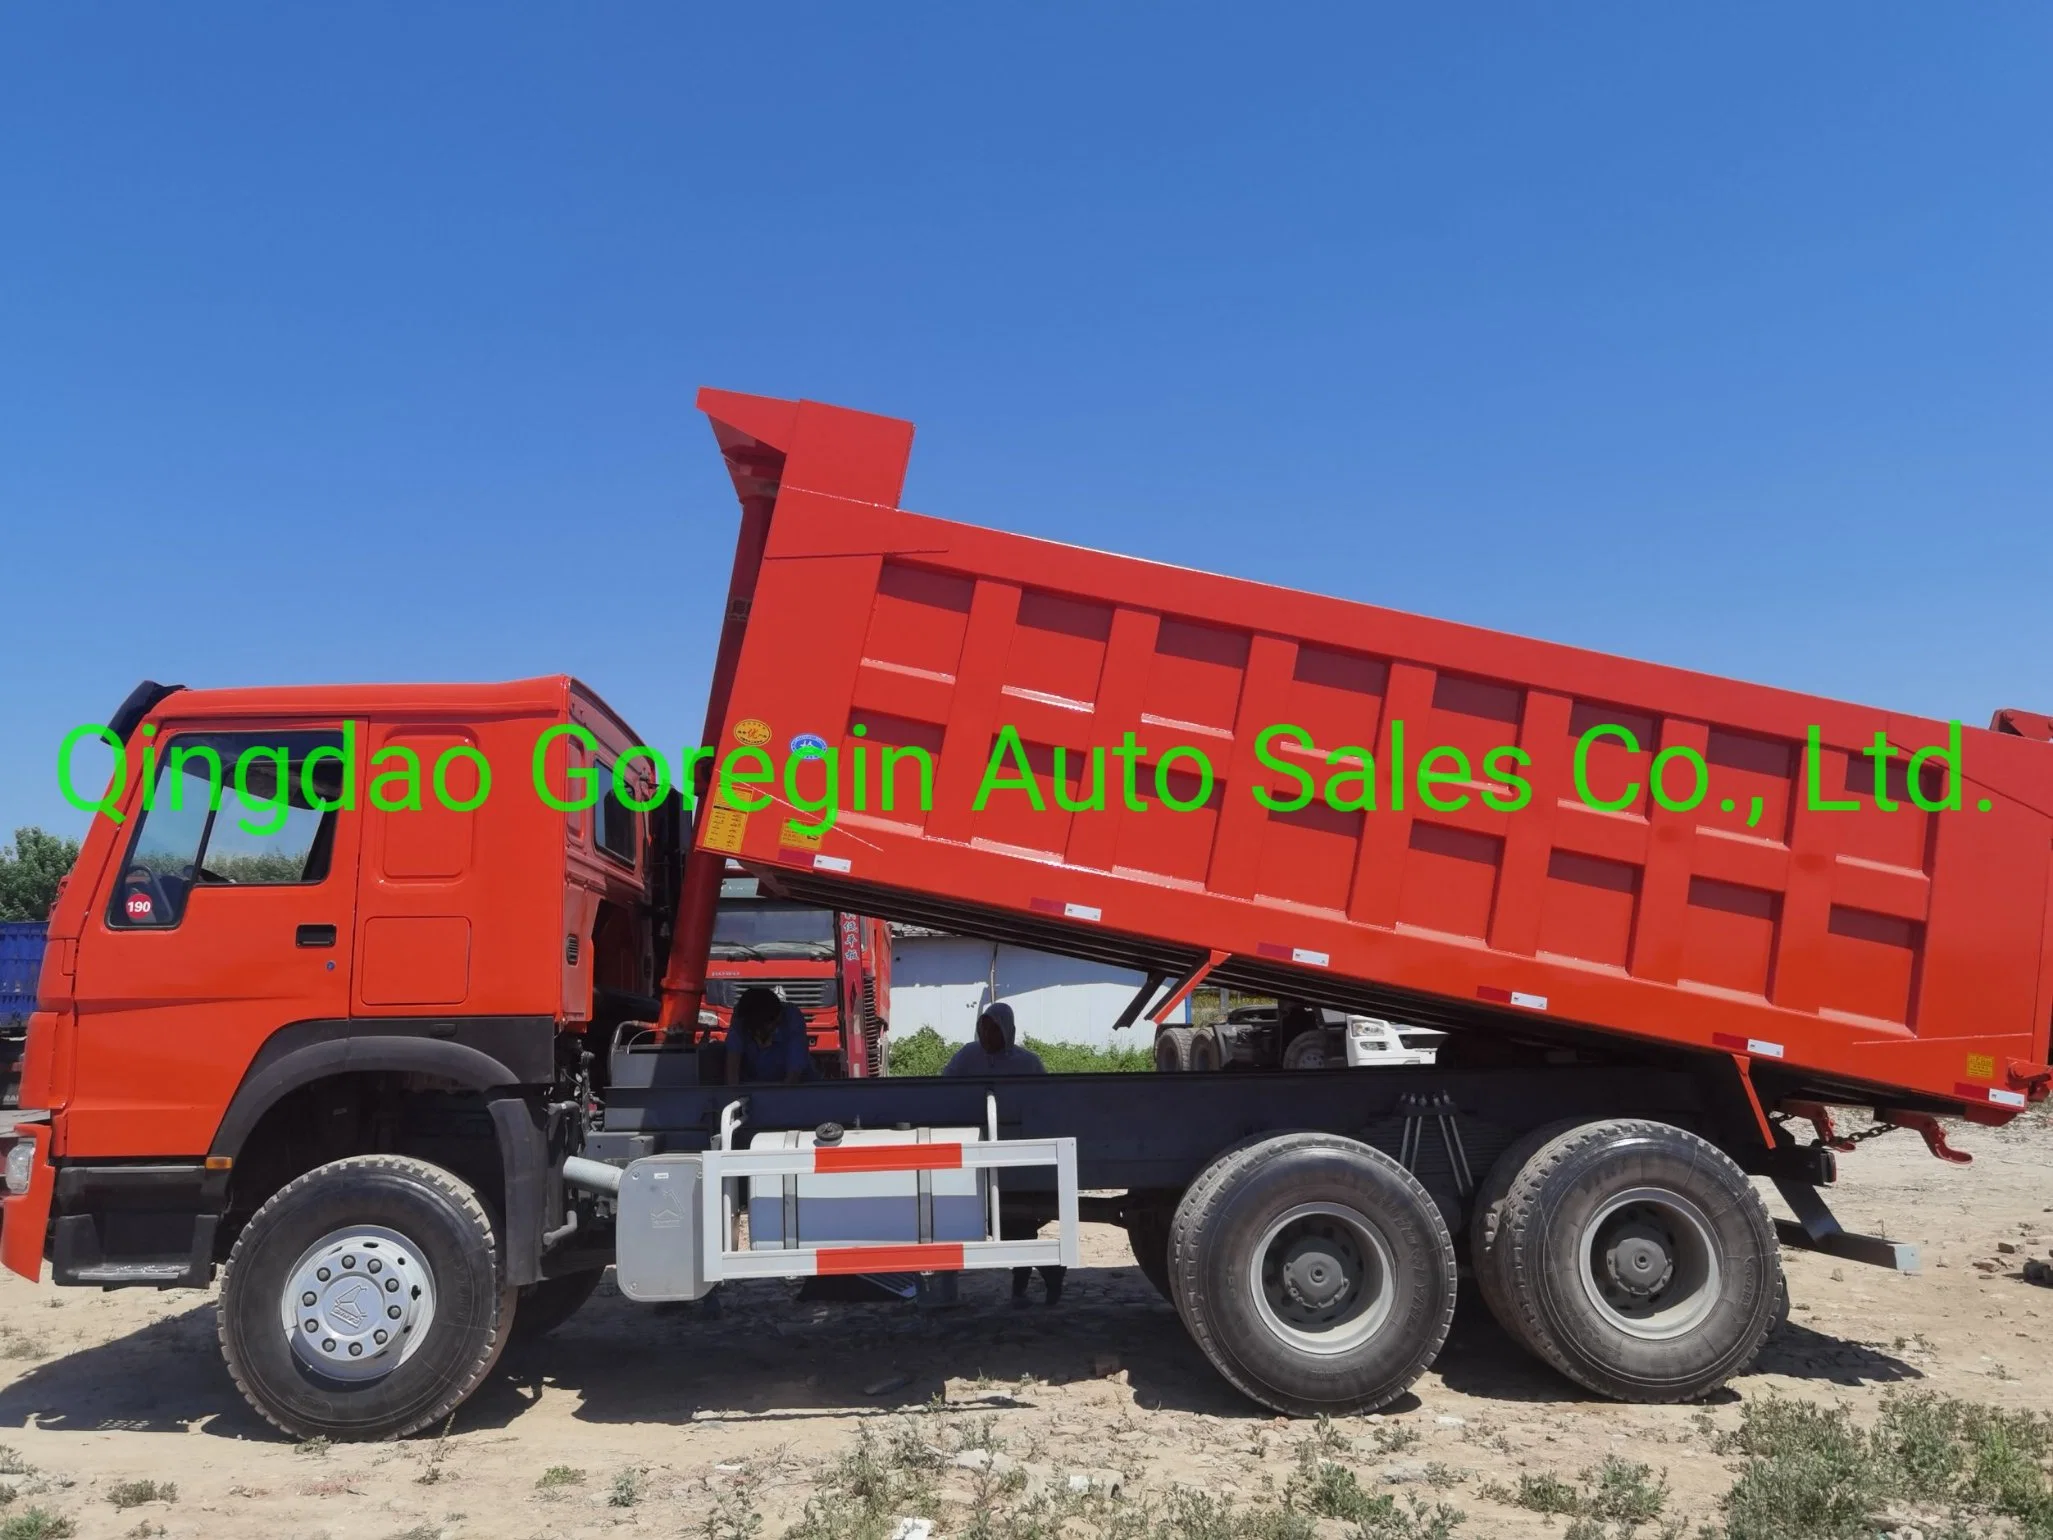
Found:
[0,1116,2048,1540]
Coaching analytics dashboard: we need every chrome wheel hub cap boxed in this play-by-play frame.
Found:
[280,1225,436,1382]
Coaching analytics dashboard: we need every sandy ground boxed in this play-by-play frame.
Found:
[0,1116,2048,1539]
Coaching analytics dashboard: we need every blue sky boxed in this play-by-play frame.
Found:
[2,5,2046,839]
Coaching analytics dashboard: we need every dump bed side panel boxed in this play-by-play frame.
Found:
[697,430,2053,1112]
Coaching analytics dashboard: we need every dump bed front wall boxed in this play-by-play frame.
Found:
[701,483,2053,1108]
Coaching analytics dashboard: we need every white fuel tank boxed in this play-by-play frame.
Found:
[745,1126,989,1249]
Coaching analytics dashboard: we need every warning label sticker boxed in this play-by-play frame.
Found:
[781,821,824,851]
[703,806,749,854]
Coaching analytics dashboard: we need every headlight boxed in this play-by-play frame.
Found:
[5,1139,35,1196]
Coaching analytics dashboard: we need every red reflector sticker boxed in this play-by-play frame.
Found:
[812,1143,966,1174]
[1257,942,1329,966]
[125,893,152,919]
[815,1242,966,1276]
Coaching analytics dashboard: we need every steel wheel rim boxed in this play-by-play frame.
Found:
[1249,1202,1396,1355]
[280,1225,437,1382]
[1576,1186,1721,1341]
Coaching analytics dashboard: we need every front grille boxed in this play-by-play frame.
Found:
[705,976,838,1009]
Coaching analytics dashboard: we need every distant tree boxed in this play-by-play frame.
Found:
[0,828,81,922]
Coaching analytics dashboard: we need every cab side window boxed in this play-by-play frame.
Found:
[109,731,345,929]
[593,761,639,867]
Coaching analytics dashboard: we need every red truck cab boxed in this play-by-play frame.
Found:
[4,675,661,1288]
[701,867,891,1077]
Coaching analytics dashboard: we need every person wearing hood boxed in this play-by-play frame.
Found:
[941,1001,1044,1077]
[942,1001,1066,1305]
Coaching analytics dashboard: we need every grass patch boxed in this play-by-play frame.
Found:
[1284,1445,1465,1538]
[104,1482,175,1510]
[0,1512,72,1540]
[535,1465,585,1489]
[784,1422,940,1540]
[888,1027,1151,1077]
[1710,1392,2053,1540]
[607,1467,645,1507]
[1480,1458,1668,1538]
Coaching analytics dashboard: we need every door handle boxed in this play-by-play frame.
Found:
[296,924,337,948]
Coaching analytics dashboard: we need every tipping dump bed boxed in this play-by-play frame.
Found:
[689,388,2053,1115]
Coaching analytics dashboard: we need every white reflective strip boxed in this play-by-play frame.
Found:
[1747,1038,1786,1059]
[963,1239,1065,1269]
[1292,948,1330,967]
[814,854,852,873]
[1990,1088,2028,1109]
[1064,902,1102,922]
[720,1249,824,1279]
[1510,991,1549,1010]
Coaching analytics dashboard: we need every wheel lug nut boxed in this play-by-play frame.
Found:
[367,1259,381,1274]
[348,1342,363,1356]
[322,1339,336,1352]
[385,1278,399,1292]
[302,1291,316,1307]
[342,1255,356,1269]
[317,1267,331,1281]
[374,1329,388,1344]
[388,1305,402,1319]
[305,1320,318,1332]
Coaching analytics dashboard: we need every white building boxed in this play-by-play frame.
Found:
[888,930,1188,1048]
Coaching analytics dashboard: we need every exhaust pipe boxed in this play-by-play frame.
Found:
[561,1155,623,1197]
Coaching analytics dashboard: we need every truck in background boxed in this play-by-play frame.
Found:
[0,923,45,1107]
[697,866,892,1077]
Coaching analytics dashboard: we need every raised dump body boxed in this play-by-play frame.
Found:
[684,387,2053,1117]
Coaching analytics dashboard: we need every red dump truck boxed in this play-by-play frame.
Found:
[3,386,2048,1442]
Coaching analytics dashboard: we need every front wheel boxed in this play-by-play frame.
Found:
[218,1155,517,1440]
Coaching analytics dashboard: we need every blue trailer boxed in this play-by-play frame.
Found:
[0,922,43,1109]
[0,921,45,1025]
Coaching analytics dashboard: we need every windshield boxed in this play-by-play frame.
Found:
[710,901,837,959]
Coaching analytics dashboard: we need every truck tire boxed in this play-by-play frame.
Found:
[1468,1118,1585,1348]
[1496,1119,1780,1402]
[1124,1200,1176,1302]
[1168,1132,1456,1416]
[218,1155,518,1441]
[1188,1027,1223,1073]
[1154,1027,1195,1072]
[510,1268,606,1344]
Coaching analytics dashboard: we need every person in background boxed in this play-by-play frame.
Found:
[725,985,817,1085]
[943,1001,1066,1306]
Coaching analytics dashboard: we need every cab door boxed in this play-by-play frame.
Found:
[67,726,360,1157]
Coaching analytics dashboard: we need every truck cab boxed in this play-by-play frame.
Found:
[4,675,661,1291]
[701,868,891,1078]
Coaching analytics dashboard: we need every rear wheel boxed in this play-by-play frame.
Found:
[1188,1028,1223,1072]
[1469,1119,1583,1348]
[1495,1119,1780,1402]
[1154,1027,1195,1072]
[1280,1030,1330,1071]
[1168,1132,1455,1415]
[218,1155,517,1440]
